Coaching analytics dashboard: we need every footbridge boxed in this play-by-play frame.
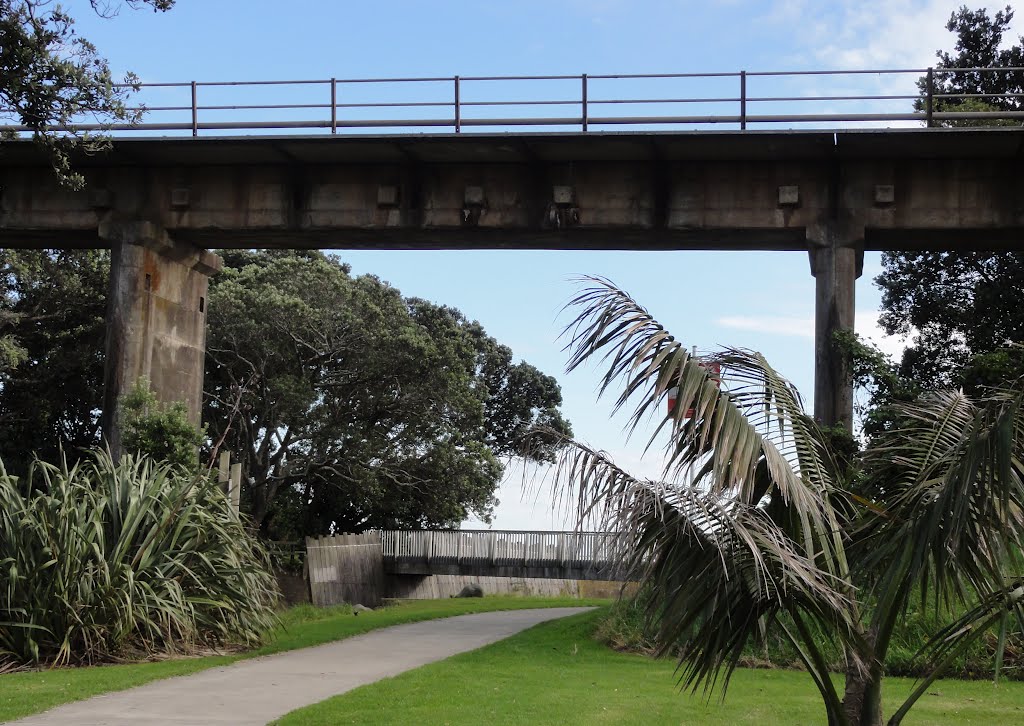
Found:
[1,66,1023,441]
[381,529,627,581]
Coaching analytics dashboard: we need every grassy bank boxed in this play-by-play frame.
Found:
[0,596,606,723]
[274,610,1024,725]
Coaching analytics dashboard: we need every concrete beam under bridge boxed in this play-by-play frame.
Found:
[0,128,1021,434]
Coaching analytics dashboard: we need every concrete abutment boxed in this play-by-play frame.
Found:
[98,220,221,455]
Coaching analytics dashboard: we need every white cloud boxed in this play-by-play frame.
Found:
[717,315,814,338]
[856,310,911,359]
[716,311,910,359]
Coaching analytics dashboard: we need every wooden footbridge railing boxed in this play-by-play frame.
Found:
[380,529,628,581]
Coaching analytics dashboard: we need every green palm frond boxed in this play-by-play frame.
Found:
[860,386,1024,605]
[545,437,854,708]
[563,277,848,575]
[886,577,1024,725]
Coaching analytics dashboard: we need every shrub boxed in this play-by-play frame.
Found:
[596,594,1024,681]
[0,451,278,668]
[119,379,204,471]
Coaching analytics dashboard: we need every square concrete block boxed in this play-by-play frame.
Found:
[874,184,895,205]
[553,185,575,205]
[777,185,800,206]
[377,185,399,207]
[170,188,190,209]
[464,185,485,206]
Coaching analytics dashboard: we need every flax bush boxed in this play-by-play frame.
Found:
[0,452,279,668]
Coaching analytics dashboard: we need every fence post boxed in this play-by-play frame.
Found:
[740,70,747,130]
[454,75,461,133]
[330,77,337,134]
[925,67,934,128]
[228,463,242,515]
[217,450,230,494]
[190,81,198,137]
[581,73,588,132]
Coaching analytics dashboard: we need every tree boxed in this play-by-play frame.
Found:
[914,4,1023,119]
[204,250,570,538]
[546,278,1024,726]
[0,1,174,188]
[0,248,108,473]
[881,6,1024,390]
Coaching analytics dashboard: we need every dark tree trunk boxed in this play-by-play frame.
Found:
[842,636,883,726]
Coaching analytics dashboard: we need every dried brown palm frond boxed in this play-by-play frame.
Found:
[562,276,848,577]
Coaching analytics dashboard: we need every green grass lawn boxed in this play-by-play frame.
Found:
[274,610,1024,726]
[0,596,606,723]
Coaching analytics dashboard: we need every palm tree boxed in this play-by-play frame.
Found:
[551,277,1024,726]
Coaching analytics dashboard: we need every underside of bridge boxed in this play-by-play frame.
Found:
[1,128,1021,443]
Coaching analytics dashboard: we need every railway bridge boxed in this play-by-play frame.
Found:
[1,67,1022,443]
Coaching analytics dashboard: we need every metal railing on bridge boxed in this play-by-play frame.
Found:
[380,529,625,576]
[2,67,1022,136]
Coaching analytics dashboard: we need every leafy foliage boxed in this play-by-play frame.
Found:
[914,4,1023,120]
[0,450,277,669]
[876,250,1024,389]
[0,249,108,474]
[204,250,570,537]
[597,591,1024,681]
[885,6,1024,391]
[119,378,204,471]
[0,1,175,188]
[0,247,568,538]
[546,277,1024,726]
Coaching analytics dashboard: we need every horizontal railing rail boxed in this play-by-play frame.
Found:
[380,529,629,572]
[0,67,1021,137]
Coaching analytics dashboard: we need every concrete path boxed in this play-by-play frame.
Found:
[10,607,593,726]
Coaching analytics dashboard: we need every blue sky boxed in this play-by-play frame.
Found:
[71,1,1015,529]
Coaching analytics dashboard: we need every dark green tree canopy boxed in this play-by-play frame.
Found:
[1,247,569,538]
[0,1,174,187]
[880,5,1024,393]
[203,250,570,538]
[915,4,1023,114]
[0,248,108,473]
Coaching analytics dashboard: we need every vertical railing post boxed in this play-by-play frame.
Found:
[330,77,337,134]
[740,70,747,130]
[925,67,934,128]
[454,75,461,133]
[190,81,198,137]
[581,73,588,132]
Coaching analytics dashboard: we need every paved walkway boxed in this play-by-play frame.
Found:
[10,607,593,726]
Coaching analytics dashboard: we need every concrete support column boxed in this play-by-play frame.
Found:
[98,220,222,455]
[809,237,863,431]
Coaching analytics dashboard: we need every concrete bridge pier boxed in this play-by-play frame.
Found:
[98,220,222,455]
[809,232,863,432]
